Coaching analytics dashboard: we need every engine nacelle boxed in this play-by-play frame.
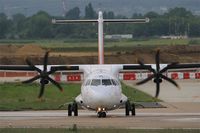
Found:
[153,78,162,83]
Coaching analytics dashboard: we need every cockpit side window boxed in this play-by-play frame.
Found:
[85,79,91,86]
[113,79,120,85]
[115,79,120,85]
[102,79,112,86]
[111,79,117,86]
[91,79,101,86]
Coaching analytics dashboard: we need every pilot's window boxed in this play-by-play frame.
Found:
[115,80,120,85]
[91,79,101,86]
[85,80,91,86]
[111,79,117,86]
[102,79,112,86]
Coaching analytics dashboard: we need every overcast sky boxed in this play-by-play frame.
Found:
[0,0,199,17]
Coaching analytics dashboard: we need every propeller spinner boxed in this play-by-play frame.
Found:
[22,52,63,98]
[136,50,180,98]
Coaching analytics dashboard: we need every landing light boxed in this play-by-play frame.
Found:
[97,107,101,112]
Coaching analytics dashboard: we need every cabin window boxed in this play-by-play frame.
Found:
[91,79,101,86]
[102,79,112,86]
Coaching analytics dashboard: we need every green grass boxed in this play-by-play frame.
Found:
[0,38,191,48]
[0,83,81,111]
[0,128,199,133]
[0,82,157,111]
[0,38,193,53]
[121,82,158,102]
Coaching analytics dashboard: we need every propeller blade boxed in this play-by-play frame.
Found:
[47,77,63,92]
[43,52,49,72]
[136,74,154,85]
[169,62,179,66]
[155,50,160,72]
[48,69,58,75]
[22,75,41,84]
[137,60,156,74]
[161,75,180,89]
[155,78,160,98]
[26,59,42,73]
[160,62,179,74]
[137,60,145,66]
[38,81,45,98]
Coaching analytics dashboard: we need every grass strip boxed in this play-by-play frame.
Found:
[0,82,157,111]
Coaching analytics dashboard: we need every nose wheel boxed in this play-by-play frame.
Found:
[125,101,135,116]
[97,111,107,118]
[68,102,78,116]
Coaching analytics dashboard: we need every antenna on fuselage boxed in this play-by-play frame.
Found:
[52,11,149,64]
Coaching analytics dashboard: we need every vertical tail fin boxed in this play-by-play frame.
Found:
[98,11,104,64]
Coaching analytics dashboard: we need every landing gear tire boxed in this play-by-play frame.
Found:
[125,101,130,116]
[73,102,78,116]
[97,112,106,118]
[131,103,135,116]
[68,104,72,116]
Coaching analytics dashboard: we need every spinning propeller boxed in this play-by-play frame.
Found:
[22,52,63,98]
[136,50,180,97]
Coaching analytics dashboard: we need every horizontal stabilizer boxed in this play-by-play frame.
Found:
[52,19,97,24]
[52,18,149,24]
[104,18,149,23]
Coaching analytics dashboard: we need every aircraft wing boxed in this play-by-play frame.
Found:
[122,63,200,98]
[122,63,200,72]
[0,65,35,71]
[160,63,200,72]
[50,65,79,72]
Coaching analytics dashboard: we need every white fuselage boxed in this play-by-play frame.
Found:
[75,66,127,111]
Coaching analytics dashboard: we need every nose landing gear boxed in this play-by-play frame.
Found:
[97,111,107,118]
[97,107,107,118]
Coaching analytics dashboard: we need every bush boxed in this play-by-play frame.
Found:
[188,39,200,45]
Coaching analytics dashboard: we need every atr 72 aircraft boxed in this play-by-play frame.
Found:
[1,11,200,118]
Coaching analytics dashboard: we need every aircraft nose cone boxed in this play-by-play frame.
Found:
[90,87,120,107]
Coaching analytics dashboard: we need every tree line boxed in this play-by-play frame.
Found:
[0,3,200,39]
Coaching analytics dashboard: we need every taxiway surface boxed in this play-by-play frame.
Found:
[0,103,200,129]
[125,79,200,102]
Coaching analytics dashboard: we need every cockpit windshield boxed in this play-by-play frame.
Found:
[102,79,112,86]
[91,79,101,86]
[88,78,119,86]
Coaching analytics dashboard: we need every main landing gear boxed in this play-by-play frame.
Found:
[68,102,78,116]
[125,101,135,116]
